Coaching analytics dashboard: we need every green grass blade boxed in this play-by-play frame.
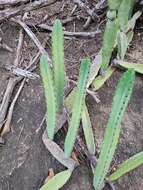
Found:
[107,151,143,181]
[117,60,143,75]
[40,170,71,190]
[40,55,56,140]
[101,19,118,72]
[52,19,65,111]
[92,67,115,91]
[82,102,96,155]
[93,69,135,190]
[64,59,91,157]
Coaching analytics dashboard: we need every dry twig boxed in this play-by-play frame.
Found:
[0,0,57,21]
[14,29,24,67]
[1,78,26,136]
[0,0,29,6]
[11,18,51,63]
[23,22,101,38]
[4,64,39,79]
[0,28,24,134]
[40,23,101,38]
[0,78,20,132]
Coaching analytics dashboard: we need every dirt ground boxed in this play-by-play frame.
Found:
[0,1,143,190]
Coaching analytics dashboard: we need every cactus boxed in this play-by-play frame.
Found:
[40,55,56,140]
[64,59,91,157]
[52,19,65,111]
[93,69,135,190]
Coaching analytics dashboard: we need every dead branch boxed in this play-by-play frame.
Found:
[11,18,51,63]
[0,61,40,135]
[4,64,39,79]
[22,21,101,38]
[0,0,29,6]
[1,78,26,136]
[0,42,44,135]
[0,29,24,133]
[1,28,38,79]
[0,0,57,22]
[14,29,24,67]
[40,23,101,38]
[0,77,20,132]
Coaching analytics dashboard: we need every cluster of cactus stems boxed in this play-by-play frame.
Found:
[40,20,91,157]
[40,1,143,189]
[40,19,93,190]
[93,1,143,190]
[101,0,136,73]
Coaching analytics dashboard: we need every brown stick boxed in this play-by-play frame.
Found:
[14,29,24,67]
[0,78,19,131]
[0,0,57,22]
[3,63,39,79]
[22,21,101,38]
[40,23,101,38]
[0,45,43,135]
[11,18,51,63]
[1,78,26,136]
[0,60,40,135]
[0,28,24,132]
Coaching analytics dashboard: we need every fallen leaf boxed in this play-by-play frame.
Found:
[42,130,77,172]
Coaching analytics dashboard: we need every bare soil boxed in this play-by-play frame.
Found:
[0,1,143,190]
